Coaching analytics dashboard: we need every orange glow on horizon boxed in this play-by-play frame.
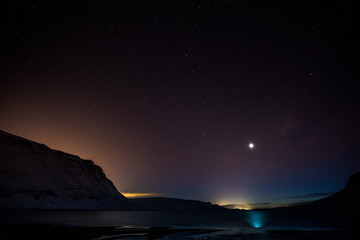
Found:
[122,192,164,198]
[215,199,253,210]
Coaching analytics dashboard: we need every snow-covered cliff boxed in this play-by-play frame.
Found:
[0,130,138,209]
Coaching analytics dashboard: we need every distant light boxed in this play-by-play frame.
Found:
[247,211,264,228]
[253,222,261,228]
[122,192,163,198]
[249,143,254,149]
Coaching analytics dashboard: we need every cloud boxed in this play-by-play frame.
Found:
[284,201,315,207]
[275,192,334,201]
[121,192,164,198]
[248,202,271,206]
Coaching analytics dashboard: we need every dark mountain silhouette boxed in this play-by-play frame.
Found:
[0,130,139,209]
[131,197,228,211]
[283,171,360,213]
[304,172,360,212]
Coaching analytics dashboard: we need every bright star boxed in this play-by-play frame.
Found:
[249,143,254,149]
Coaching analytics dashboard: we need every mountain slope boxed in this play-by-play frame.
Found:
[281,171,360,213]
[0,130,138,209]
[303,171,360,212]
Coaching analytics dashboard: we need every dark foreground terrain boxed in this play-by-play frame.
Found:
[0,224,356,240]
[0,224,220,240]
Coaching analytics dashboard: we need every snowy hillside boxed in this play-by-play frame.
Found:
[0,130,139,209]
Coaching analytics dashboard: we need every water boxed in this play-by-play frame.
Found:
[0,209,347,231]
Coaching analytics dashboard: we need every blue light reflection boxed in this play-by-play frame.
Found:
[247,211,265,228]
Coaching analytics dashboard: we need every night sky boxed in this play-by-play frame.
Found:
[1,1,360,208]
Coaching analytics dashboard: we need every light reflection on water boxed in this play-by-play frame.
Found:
[245,211,265,228]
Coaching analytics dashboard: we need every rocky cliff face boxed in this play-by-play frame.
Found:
[0,130,138,209]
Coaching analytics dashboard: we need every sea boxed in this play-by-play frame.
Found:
[0,209,350,232]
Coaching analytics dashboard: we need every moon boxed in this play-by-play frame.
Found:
[249,143,254,149]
